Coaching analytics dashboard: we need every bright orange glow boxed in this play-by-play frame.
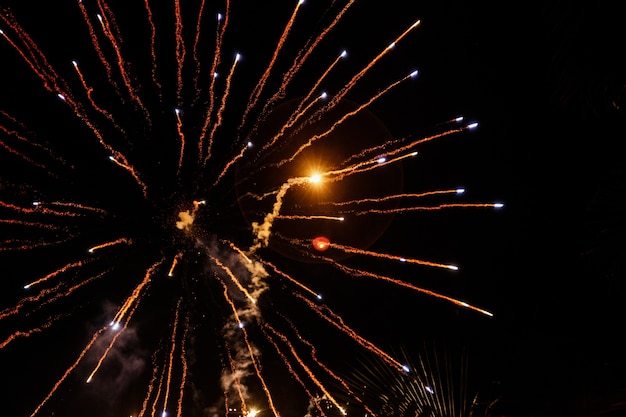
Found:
[312,236,330,252]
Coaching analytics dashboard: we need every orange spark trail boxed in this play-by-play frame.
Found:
[174,108,185,172]
[263,323,347,416]
[276,71,417,167]
[176,319,189,417]
[0,316,58,349]
[47,201,108,215]
[0,125,49,170]
[150,362,168,417]
[294,292,406,372]
[94,1,149,115]
[142,0,161,95]
[224,344,249,416]
[322,189,464,206]
[71,60,121,130]
[212,141,249,186]
[76,0,121,95]
[163,299,182,417]
[261,0,357,115]
[198,2,230,160]
[325,19,421,111]
[277,214,345,222]
[28,326,106,417]
[174,0,186,106]
[348,202,504,215]
[329,242,458,270]
[138,352,160,417]
[259,259,320,299]
[239,0,305,132]
[168,252,183,276]
[23,259,93,290]
[192,0,207,95]
[112,259,164,324]
[88,237,132,253]
[204,52,240,164]
[225,241,253,265]
[211,256,256,305]
[86,298,143,384]
[326,260,494,316]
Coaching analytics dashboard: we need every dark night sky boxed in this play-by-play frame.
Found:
[2,1,626,416]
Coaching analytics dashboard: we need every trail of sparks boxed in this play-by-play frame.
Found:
[111,259,164,325]
[277,214,345,222]
[174,0,186,106]
[344,202,504,216]
[321,189,466,207]
[162,299,182,417]
[175,318,189,417]
[142,0,161,95]
[22,259,94,290]
[211,256,256,305]
[212,140,250,187]
[239,0,305,132]
[71,60,121,131]
[88,237,132,253]
[29,326,107,417]
[0,315,59,349]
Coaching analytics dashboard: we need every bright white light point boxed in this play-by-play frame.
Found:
[494,203,504,208]
[57,93,66,101]
[109,155,115,161]
[377,157,386,164]
[234,53,241,62]
[449,265,459,271]
[387,42,396,49]
[217,13,222,21]
[425,386,434,394]
[399,258,406,262]
[32,201,41,206]
[238,322,244,329]
[247,141,253,148]
[340,50,347,58]
[320,92,327,99]
[213,72,219,78]
[484,310,494,317]
[412,20,421,28]
[339,217,345,221]
[0,29,4,35]
[455,116,464,122]
[460,302,469,307]
[96,14,103,22]
[88,248,94,253]
[402,364,410,372]
[316,294,322,300]
[298,0,305,4]
[411,151,418,156]
[248,410,260,417]
[456,188,465,194]
[174,108,181,115]
[409,70,418,78]
[162,411,167,417]
[467,122,479,129]
[309,173,321,183]
[86,376,92,383]
[72,60,78,67]
[23,285,30,290]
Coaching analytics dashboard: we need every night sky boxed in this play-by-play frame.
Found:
[1,1,625,417]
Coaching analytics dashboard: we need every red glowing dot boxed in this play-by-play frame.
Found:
[312,236,330,252]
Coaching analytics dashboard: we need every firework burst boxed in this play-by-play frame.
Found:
[1,1,502,416]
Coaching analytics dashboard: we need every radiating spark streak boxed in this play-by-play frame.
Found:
[46,201,108,215]
[211,256,256,305]
[277,214,345,222]
[167,252,183,276]
[174,108,185,172]
[162,299,182,417]
[262,90,329,153]
[0,125,49,170]
[321,189,465,207]
[94,3,149,115]
[261,0,357,116]
[1,199,104,218]
[86,294,143,384]
[23,259,92,290]
[192,0,207,95]
[0,316,59,349]
[174,0,186,106]
[203,52,240,164]
[224,344,249,416]
[212,140,250,187]
[239,0,305,132]
[330,242,458,270]
[263,323,347,416]
[112,259,164,324]
[225,241,253,264]
[175,319,189,417]
[150,360,168,417]
[28,326,107,417]
[325,19,421,112]
[0,218,63,231]
[280,315,378,417]
[198,3,230,160]
[108,155,149,197]
[259,326,321,414]
[276,71,417,167]
[326,260,493,316]
[218,282,280,417]
[88,237,132,253]
[76,0,121,94]
[259,258,320,299]
[142,0,161,95]
[345,202,505,215]
[71,60,121,130]
[138,350,161,417]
